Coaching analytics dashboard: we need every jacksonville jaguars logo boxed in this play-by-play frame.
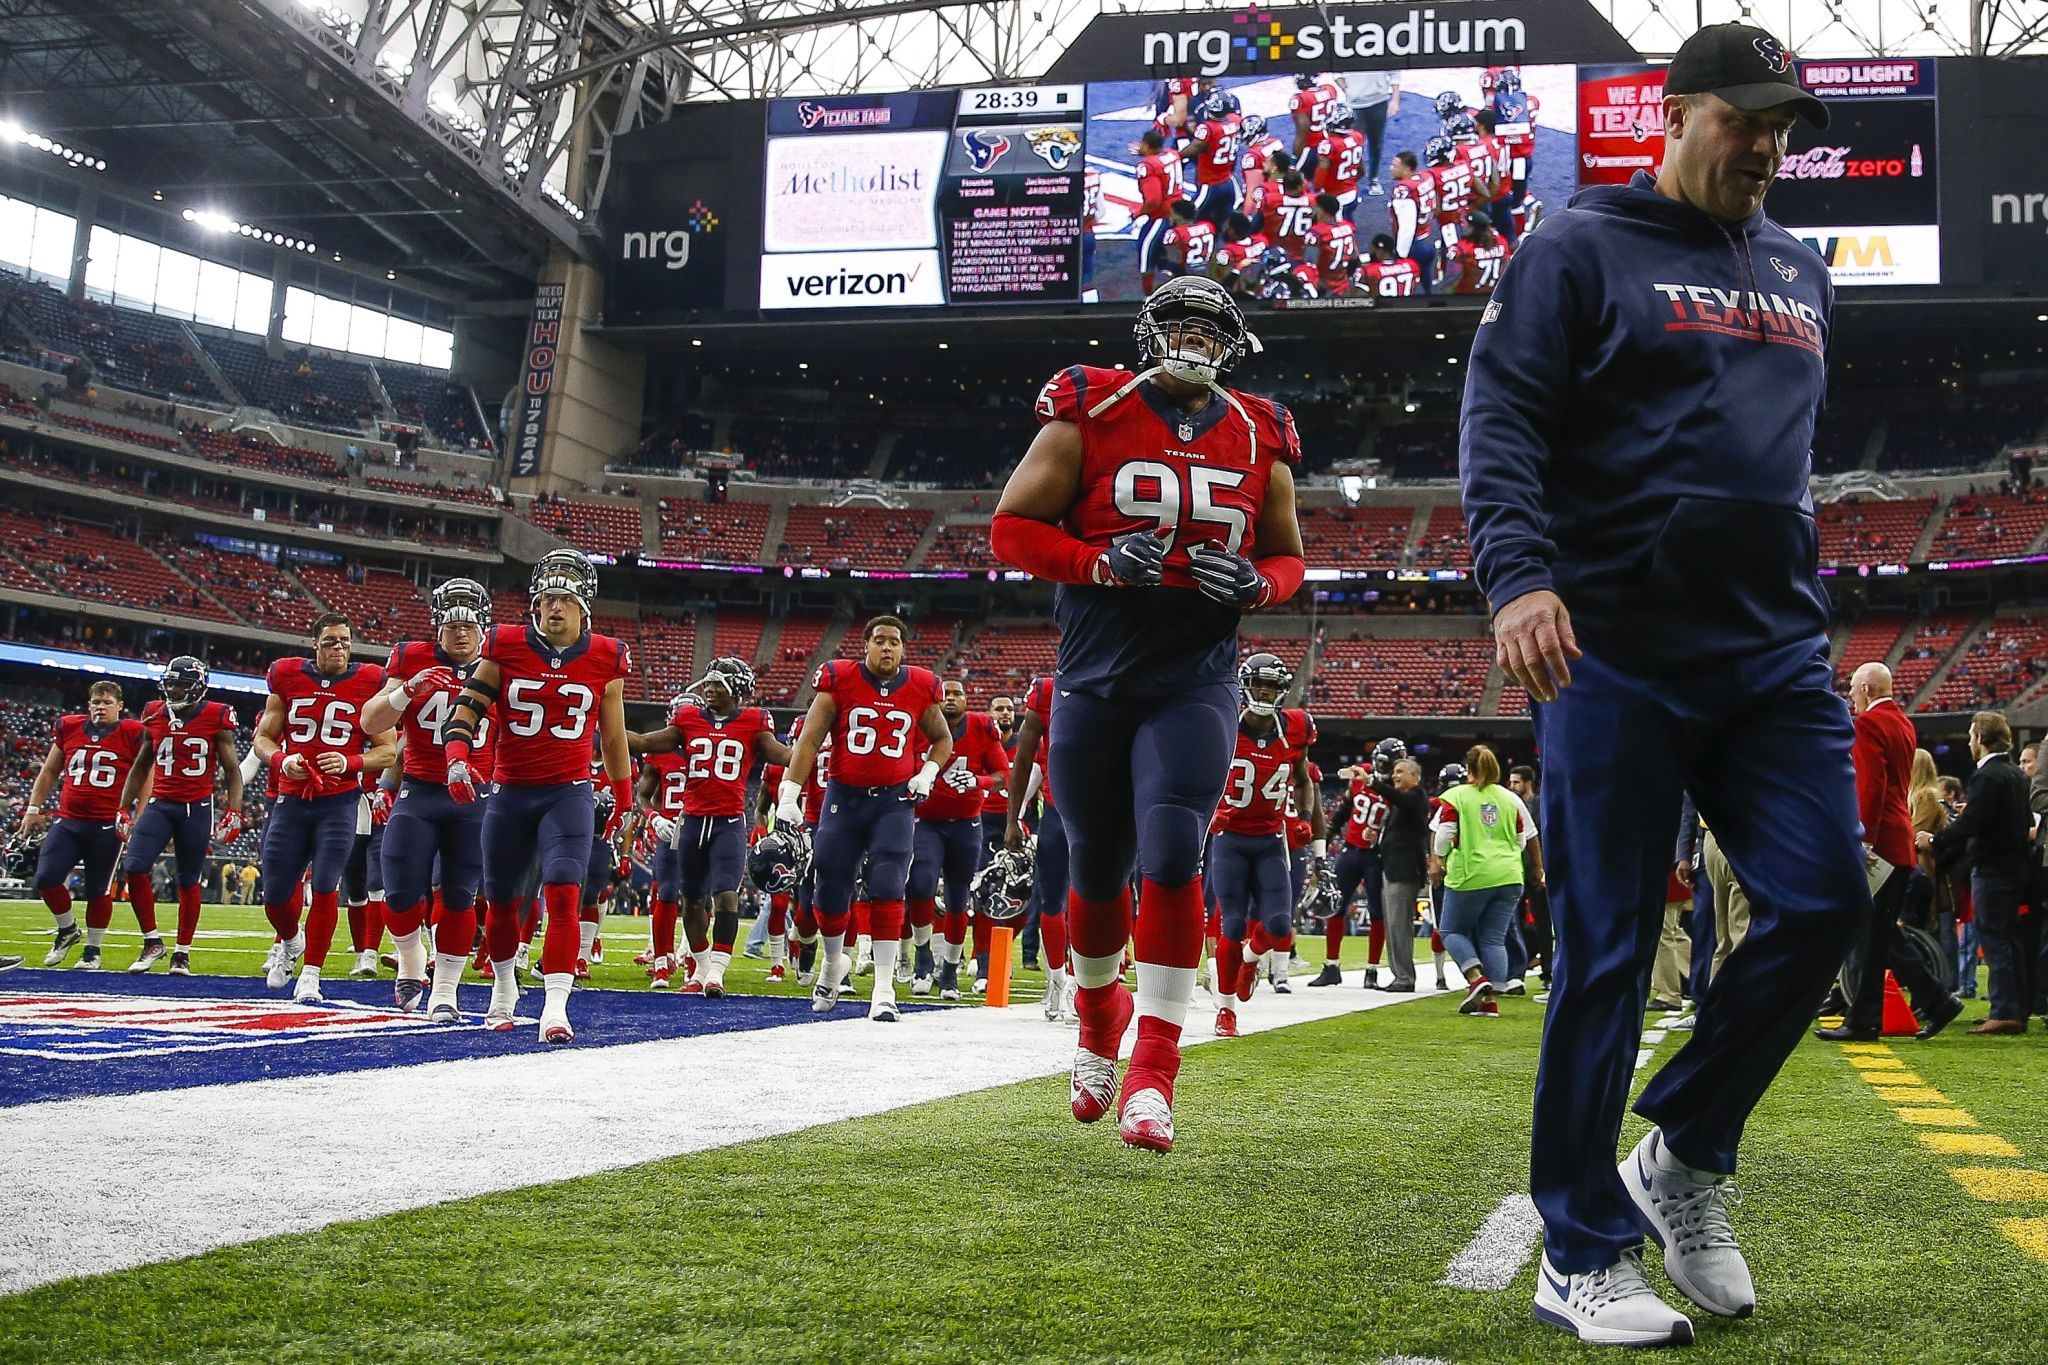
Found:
[961,129,1011,172]
[1026,127,1081,171]
[1753,35,1793,74]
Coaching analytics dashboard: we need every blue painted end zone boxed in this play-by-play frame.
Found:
[0,971,936,1109]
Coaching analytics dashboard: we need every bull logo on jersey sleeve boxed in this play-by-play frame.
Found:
[1026,128,1081,171]
[962,130,1012,173]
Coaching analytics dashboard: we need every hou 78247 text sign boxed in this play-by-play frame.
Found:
[509,282,566,480]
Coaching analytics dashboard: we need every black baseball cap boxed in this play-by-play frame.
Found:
[1665,22,1829,129]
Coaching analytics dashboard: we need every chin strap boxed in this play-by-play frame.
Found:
[1088,364,1260,465]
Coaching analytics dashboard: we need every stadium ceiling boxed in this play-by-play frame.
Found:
[1,0,2040,302]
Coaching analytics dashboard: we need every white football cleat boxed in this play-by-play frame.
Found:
[869,992,900,1023]
[1118,1087,1174,1153]
[262,940,291,989]
[810,982,838,1014]
[483,1004,517,1032]
[1070,1048,1119,1125]
[350,949,379,978]
[1532,1249,1693,1347]
[1043,969,1071,1023]
[127,940,169,974]
[911,972,934,997]
[538,1001,574,1044]
[853,943,874,976]
[292,968,324,1005]
[1623,1128,1755,1318]
[893,953,913,985]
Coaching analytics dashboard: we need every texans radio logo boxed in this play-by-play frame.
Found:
[1754,35,1793,74]
[962,129,1011,172]
[1026,127,1080,170]
[796,100,827,129]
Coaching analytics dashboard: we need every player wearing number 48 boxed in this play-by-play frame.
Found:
[990,275,1306,1154]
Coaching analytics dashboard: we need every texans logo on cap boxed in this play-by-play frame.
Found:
[1753,35,1792,74]
[962,129,1011,172]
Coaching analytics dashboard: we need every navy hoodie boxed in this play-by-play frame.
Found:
[1459,170,1835,674]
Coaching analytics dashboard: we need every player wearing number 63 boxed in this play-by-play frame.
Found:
[443,550,634,1044]
[778,615,952,1022]
[18,679,147,971]
[358,578,497,1019]
[990,274,1305,1154]
[251,615,397,1003]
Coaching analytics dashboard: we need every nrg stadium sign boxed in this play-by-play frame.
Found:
[1043,0,1637,80]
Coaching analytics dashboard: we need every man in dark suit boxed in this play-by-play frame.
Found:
[1922,711,2035,1034]
[1817,663,1961,1041]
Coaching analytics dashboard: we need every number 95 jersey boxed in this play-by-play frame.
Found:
[813,659,940,788]
[1034,365,1300,700]
[484,624,631,787]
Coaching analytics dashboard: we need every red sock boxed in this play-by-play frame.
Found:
[384,899,429,939]
[264,900,300,940]
[869,899,906,942]
[483,898,520,962]
[908,897,937,931]
[1325,910,1346,958]
[1129,1016,1186,1104]
[652,899,678,958]
[1368,921,1386,965]
[769,893,789,936]
[1249,923,1274,956]
[853,900,872,939]
[347,902,369,953]
[302,890,341,968]
[816,908,850,939]
[686,922,710,956]
[1076,982,1131,1057]
[1134,879,1203,969]
[518,897,541,943]
[434,905,477,959]
[540,883,581,975]
[794,904,819,938]
[128,874,158,936]
[1041,911,1069,973]
[1068,887,1133,961]
[942,908,968,946]
[175,885,202,947]
[366,897,386,947]
[85,895,115,931]
[40,886,72,920]
[429,890,445,927]
[1216,936,1243,998]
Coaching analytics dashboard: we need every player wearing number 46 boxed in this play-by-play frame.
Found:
[443,550,634,1044]
[627,657,789,998]
[251,615,397,1003]
[358,578,497,1019]
[18,679,147,971]
[990,275,1305,1154]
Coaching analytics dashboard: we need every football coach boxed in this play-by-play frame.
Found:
[1458,23,1865,1349]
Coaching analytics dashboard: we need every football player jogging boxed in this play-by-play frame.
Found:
[1004,673,1072,1017]
[19,680,147,969]
[116,658,244,975]
[990,275,1306,1152]
[907,678,1010,997]
[1310,737,1401,989]
[634,720,692,987]
[358,579,494,1018]
[630,659,788,997]
[443,550,634,1043]
[251,615,396,1002]
[1209,654,1323,1037]
[1133,130,1186,296]
[778,616,950,1020]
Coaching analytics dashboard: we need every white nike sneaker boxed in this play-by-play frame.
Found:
[1622,1128,1755,1318]
[911,972,934,997]
[811,982,838,1014]
[263,940,290,989]
[293,967,324,1004]
[1532,1249,1694,1347]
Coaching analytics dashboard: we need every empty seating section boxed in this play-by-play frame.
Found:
[205,336,376,436]
[1889,612,1974,706]
[377,362,490,451]
[889,428,1011,487]
[1300,505,1414,569]
[757,614,831,706]
[1834,615,1910,687]
[635,616,699,703]
[0,547,46,594]
[366,476,500,507]
[923,522,995,571]
[41,409,184,453]
[1810,408,1875,474]
[296,565,430,646]
[523,496,643,556]
[951,623,1059,706]
[729,416,870,481]
[1241,635,1309,675]
[658,499,769,564]
[1410,506,1473,570]
[779,506,931,570]
[1927,490,2048,561]
[1306,636,1492,718]
[0,512,237,622]
[711,608,766,675]
[1881,395,2041,472]
[1496,683,1530,718]
[1373,419,1458,481]
[1815,498,1934,565]
[187,427,341,479]
[1921,615,2048,714]
[0,272,224,403]
[836,615,963,663]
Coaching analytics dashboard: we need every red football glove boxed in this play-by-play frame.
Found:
[602,777,632,842]
[214,808,246,845]
[115,808,135,840]
[402,666,457,700]
[368,786,394,826]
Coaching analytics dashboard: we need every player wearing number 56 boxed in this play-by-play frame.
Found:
[990,274,1305,1155]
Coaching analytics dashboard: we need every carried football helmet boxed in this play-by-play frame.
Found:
[431,578,492,633]
[748,825,811,895]
[159,655,208,718]
[1436,762,1469,791]
[1443,111,1478,141]
[1133,274,1256,387]
[1297,858,1341,923]
[1238,652,1294,717]
[1240,113,1267,142]
[669,688,705,715]
[593,781,617,835]
[529,548,598,626]
[1493,66,1524,94]
[1371,736,1409,776]
[1325,104,1356,133]
[1433,90,1466,120]
[971,843,1035,925]
[1425,135,1455,167]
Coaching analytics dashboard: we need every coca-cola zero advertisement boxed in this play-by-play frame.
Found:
[1765,84,1938,226]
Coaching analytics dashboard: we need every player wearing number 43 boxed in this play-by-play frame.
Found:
[443,550,634,1044]
[990,275,1306,1153]
[251,615,397,1004]
[627,657,789,998]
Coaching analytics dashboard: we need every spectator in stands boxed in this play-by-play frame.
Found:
[1922,711,2034,1034]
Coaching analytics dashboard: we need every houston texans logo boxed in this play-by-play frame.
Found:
[1754,35,1793,74]
[1770,256,1799,281]
[795,101,827,129]
[961,129,1011,172]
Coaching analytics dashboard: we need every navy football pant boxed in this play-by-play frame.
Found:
[909,816,981,912]
[1209,830,1293,941]
[584,830,616,907]
[1033,802,1070,927]
[679,815,746,900]
[813,782,913,919]
[35,817,121,897]
[482,782,594,900]
[1530,643,1864,1274]
[342,824,387,905]
[654,841,682,903]
[263,792,358,896]
[383,780,486,914]
[122,799,211,887]
[1335,843,1384,925]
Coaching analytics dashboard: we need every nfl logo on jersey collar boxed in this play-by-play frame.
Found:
[859,662,905,694]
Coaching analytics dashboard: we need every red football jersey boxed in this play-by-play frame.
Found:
[1391,172,1437,244]
[1453,237,1513,294]
[1310,129,1367,197]
[1239,134,1286,187]
[1214,232,1272,282]
[483,624,631,787]
[644,751,689,818]
[1213,708,1314,837]
[1137,150,1184,218]
[1343,776,1390,849]
[1166,220,1217,272]
[982,733,1020,817]
[387,641,496,785]
[1309,221,1357,291]
[1432,149,1480,227]
[785,714,833,824]
[1032,364,1300,591]
[1187,114,1242,187]
[668,702,773,817]
[138,699,237,804]
[813,659,940,788]
[916,711,1011,821]
[266,657,386,800]
[54,714,147,820]
[1362,257,1421,297]
[1271,192,1317,258]
[1288,84,1343,136]
[1024,675,1056,810]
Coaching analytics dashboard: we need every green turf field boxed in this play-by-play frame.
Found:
[2,900,2043,1363]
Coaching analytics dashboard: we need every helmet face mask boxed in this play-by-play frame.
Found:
[431,578,492,650]
[1425,135,1455,167]
[1135,277,1252,387]
[160,656,208,717]
[1238,652,1294,717]
[529,550,598,634]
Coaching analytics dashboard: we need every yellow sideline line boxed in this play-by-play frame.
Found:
[1841,1043,2048,1262]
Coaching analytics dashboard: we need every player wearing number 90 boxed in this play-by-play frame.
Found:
[989,274,1306,1154]
[358,578,496,1019]
[251,614,397,1003]
[778,615,952,1022]
[443,550,634,1044]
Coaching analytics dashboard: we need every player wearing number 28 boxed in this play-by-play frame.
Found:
[444,550,634,1043]
[990,275,1306,1153]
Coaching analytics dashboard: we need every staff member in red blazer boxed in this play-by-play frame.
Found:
[1816,662,1963,1041]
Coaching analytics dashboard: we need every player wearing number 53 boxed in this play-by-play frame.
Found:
[990,275,1305,1153]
